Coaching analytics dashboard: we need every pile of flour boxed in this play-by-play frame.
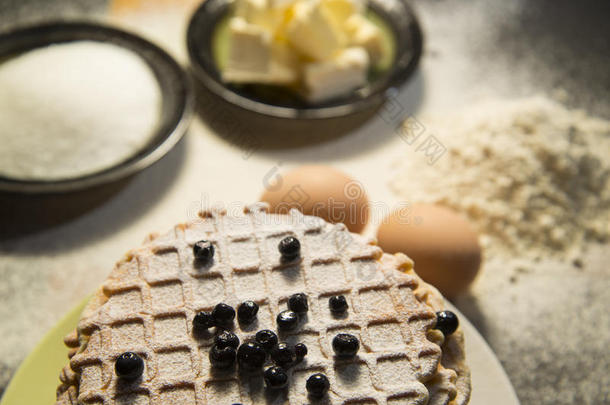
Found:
[390,96,610,261]
[0,41,161,181]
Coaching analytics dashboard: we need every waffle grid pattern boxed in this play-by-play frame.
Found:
[59,205,457,405]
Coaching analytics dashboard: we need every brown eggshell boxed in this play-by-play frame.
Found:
[260,165,369,233]
[377,204,481,298]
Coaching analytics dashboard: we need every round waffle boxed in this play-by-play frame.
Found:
[56,203,470,405]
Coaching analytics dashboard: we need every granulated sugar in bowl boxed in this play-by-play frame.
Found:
[0,41,161,181]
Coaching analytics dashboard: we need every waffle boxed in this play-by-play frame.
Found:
[56,203,470,405]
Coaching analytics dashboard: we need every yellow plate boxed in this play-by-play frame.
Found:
[0,298,520,405]
[0,298,88,405]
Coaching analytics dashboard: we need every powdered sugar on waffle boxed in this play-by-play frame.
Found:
[56,204,469,405]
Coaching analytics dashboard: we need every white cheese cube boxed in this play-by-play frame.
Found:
[303,47,369,102]
[286,0,344,61]
[345,14,384,61]
[223,18,297,85]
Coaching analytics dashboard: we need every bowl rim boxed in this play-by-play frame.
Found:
[186,0,423,120]
[0,20,194,194]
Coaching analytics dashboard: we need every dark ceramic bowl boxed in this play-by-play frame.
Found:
[0,21,194,194]
[187,0,423,120]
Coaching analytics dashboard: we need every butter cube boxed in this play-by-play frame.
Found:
[269,0,298,9]
[345,14,384,61]
[269,41,300,84]
[268,0,299,42]
[322,0,363,26]
[234,0,277,31]
[303,47,369,102]
[223,18,297,84]
[224,18,271,79]
[286,0,344,61]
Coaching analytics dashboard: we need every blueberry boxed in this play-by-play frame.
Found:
[237,342,266,371]
[306,373,329,397]
[209,345,236,369]
[294,343,308,362]
[255,329,278,352]
[288,293,309,313]
[264,366,289,389]
[193,311,214,331]
[237,301,259,324]
[215,330,240,350]
[276,310,299,331]
[270,343,296,367]
[193,240,214,262]
[211,303,235,326]
[332,333,359,358]
[435,311,459,336]
[278,236,300,260]
[115,352,144,380]
[329,295,348,314]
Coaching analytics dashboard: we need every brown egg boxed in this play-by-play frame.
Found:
[260,165,369,233]
[377,203,481,298]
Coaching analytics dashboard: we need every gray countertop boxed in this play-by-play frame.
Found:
[0,1,609,404]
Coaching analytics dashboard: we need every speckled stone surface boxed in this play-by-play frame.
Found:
[0,1,609,404]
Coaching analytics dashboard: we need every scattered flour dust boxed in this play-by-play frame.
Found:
[0,41,161,181]
[390,96,610,261]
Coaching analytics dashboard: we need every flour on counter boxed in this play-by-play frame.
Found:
[0,41,161,181]
[390,96,610,260]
